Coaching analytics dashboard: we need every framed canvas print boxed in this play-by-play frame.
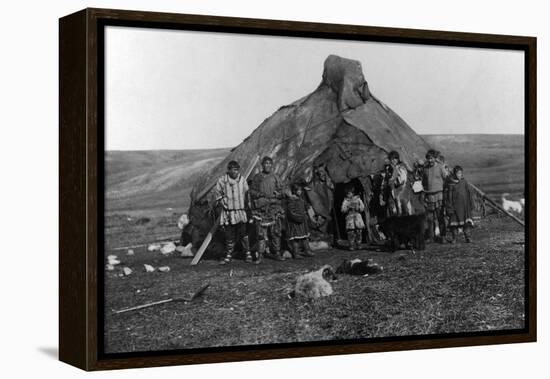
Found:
[59,8,536,371]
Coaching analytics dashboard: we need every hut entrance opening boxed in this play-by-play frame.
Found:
[333,178,367,243]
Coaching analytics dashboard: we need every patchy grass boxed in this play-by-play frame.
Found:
[103,134,526,353]
[103,215,525,353]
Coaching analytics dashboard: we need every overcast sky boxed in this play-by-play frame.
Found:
[105,26,524,151]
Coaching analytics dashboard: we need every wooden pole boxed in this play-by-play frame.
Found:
[113,283,210,314]
[190,155,260,265]
[468,183,524,227]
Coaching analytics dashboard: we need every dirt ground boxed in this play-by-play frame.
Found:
[103,213,525,354]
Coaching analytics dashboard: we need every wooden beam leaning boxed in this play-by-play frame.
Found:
[469,183,525,227]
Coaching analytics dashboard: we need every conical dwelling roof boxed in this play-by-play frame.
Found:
[191,54,431,203]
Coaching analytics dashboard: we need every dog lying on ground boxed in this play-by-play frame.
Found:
[291,265,338,300]
[380,214,426,252]
[336,258,384,275]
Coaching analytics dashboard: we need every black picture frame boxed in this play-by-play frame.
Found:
[59,8,536,371]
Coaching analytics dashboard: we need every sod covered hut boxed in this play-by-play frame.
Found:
[184,55,431,251]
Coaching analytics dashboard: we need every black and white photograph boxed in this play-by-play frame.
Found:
[102,25,527,354]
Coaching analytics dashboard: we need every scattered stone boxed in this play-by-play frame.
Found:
[107,255,121,265]
[158,266,170,272]
[148,243,161,252]
[143,264,155,272]
[282,250,292,259]
[122,267,133,276]
[160,242,176,255]
[176,243,194,257]
[310,241,330,251]
[127,249,135,256]
[105,264,115,271]
[177,214,189,229]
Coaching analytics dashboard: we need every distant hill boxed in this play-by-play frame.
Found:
[105,134,524,213]
[423,134,524,198]
[105,149,228,212]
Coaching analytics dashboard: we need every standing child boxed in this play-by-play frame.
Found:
[286,183,314,259]
[341,185,365,250]
[445,165,474,243]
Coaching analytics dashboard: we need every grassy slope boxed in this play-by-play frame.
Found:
[423,134,524,199]
[105,149,228,213]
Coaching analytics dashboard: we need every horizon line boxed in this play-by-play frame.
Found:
[106,133,525,152]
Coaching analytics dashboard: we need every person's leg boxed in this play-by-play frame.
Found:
[347,229,356,250]
[220,224,234,264]
[289,239,303,259]
[237,222,252,262]
[425,211,435,242]
[437,206,447,242]
[256,223,267,263]
[463,224,472,243]
[448,225,457,243]
[301,237,314,257]
[270,219,284,261]
[355,228,363,249]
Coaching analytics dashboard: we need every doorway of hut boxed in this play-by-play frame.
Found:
[333,178,367,248]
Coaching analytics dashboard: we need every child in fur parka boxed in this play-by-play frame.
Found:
[341,185,365,250]
[286,183,314,259]
[445,165,474,243]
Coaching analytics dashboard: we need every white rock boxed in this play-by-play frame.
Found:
[158,266,170,272]
[122,267,133,276]
[160,242,176,255]
[143,264,155,273]
[310,241,329,251]
[177,243,194,257]
[127,249,134,256]
[107,255,121,265]
[105,264,115,271]
[177,214,189,229]
[148,243,161,252]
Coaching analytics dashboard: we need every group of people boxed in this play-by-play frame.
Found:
[214,156,314,265]
[420,149,474,244]
[374,148,474,246]
[213,149,474,265]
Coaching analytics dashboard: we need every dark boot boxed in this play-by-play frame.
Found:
[448,227,457,244]
[464,225,472,243]
[301,239,314,257]
[290,240,304,259]
[272,250,285,261]
[255,239,266,264]
[347,230,356,250]
[220,233,234,265]
[355,230,363,250]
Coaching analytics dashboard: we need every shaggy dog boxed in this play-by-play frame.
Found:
[380,214,426,252]
[292,265,338,300]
